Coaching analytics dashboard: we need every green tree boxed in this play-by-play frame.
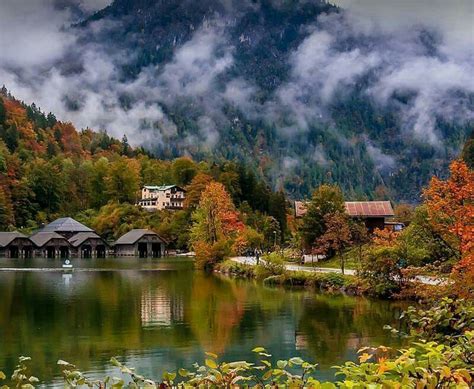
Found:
[300,184,345,249]
[268,190,288,241]
[461,131,474,169]
[91,157,110,208]
[105,158,140,204]
[172,157,197,186]
[27,159,64,214]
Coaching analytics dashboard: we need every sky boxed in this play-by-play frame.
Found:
[0,0,472,152]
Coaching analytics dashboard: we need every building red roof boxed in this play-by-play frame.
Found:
[344,201,394,218]
[295,200,394,218]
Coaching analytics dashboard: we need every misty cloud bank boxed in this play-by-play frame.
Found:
[0,0,473,172]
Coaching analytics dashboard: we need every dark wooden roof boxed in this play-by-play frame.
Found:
[0,232,28,247]
[40,217,93,233]
[68,232,105,247]
[344,201,394,217]
[115,229,165,245]
[29,232,68,247]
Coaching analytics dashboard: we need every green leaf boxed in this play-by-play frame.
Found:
[205,352,218,359]
[0,372,5,380]
[262,370,273,381]
[178,368,189,377]
[111,378,124,389]
[110,357,122,367]
[57,360,72,367]
[205,359,218,369]
[28,377,39,383]
[289,357,304,365]
[276,360,288,369]
[252,347,266,353]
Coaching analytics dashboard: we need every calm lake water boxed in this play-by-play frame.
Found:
[0,258,406,385]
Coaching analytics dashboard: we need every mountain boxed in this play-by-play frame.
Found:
[0,89,289,242]
[7,0,473,202]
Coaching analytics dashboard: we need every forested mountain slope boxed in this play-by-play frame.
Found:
[2,0,472,202]
[73,0,472,201]
[0,90,287,242]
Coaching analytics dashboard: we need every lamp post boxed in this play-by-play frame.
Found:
[273,230,277,250]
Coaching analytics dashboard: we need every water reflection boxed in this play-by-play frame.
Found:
[0,259,405,384]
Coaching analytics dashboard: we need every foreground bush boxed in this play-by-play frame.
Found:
[1,337,472,388]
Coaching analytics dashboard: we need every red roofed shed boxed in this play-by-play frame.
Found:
[295,200,394,232]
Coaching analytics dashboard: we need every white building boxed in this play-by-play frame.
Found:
[137,185,186,211]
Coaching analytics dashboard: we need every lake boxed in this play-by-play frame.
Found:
[0,257,406,385]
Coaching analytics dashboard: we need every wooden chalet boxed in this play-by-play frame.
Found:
[294,200,395,232]
[29,232,70,259]
[68,232,108,258]
[114,229,166,258]
[0,232,34,258]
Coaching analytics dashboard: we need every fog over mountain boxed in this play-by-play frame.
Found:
[1,0,473,200]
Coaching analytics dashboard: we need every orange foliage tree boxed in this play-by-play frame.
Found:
[423,160,474,294]
[191,182,244,269]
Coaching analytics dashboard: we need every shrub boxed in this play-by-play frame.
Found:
[386,298,474,351]
[215,260,255,278]
[194,239,231,270]
[254,252,286,280]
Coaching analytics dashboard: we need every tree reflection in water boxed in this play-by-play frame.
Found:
[0,260,404,383]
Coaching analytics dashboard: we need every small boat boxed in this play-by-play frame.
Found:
[62,259,73,269]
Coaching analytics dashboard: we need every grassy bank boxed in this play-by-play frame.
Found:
[215,259,362,295]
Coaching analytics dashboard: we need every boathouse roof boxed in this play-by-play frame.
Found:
[29,232,67,247]
[68,232,104,247]
[40,217,94,233]
[0,232,28,247]
[115,229,164,245]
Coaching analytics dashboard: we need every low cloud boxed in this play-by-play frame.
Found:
[0,0,472,157]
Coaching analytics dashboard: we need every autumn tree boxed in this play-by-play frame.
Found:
[191,182,244,245]
[394,203,415,226]
[424,160,474,294]
[423,160,473,262]
[191,182,244,269]
[314,212,352,274]
[233,227,264,255]
[350,219,370,267]
[184,172,214,209]
[300,184,345,249]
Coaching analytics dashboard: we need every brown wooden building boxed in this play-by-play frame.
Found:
[0,232,34,258]
[68,232,109,258]
[114,229,166,258]
[295,200,395,232]
[344,201,395,232]
[29,232,71,259]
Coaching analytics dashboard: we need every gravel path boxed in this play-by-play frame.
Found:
[230,256,446,285]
